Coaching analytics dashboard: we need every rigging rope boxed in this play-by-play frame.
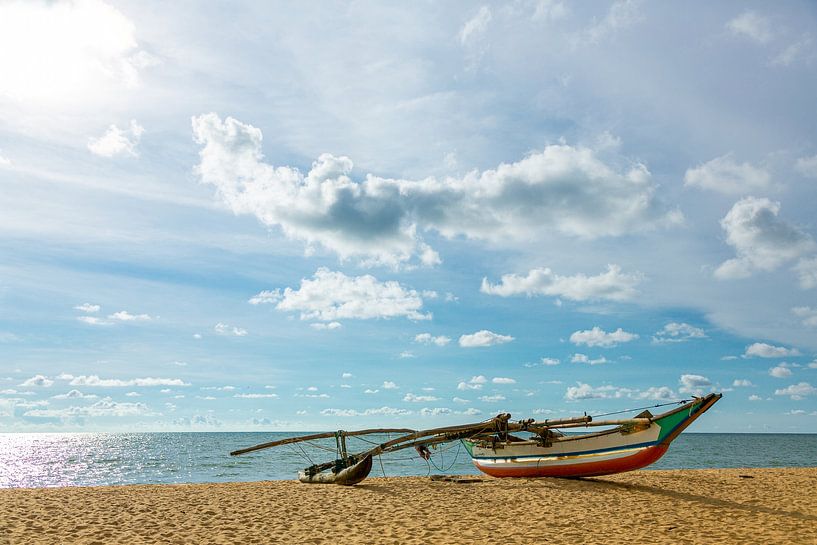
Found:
[589,398,692,419]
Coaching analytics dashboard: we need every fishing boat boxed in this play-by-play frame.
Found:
[230,393,721,485]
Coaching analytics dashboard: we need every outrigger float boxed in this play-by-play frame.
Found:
[230,393,721,485]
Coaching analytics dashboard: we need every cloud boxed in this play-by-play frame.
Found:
[382,381,398,389]
[796,154,817,178]
[457,376,487,390]
[564,382,636,401]
[321,406,412,417]
[0,152,10,167]
[634,386,676,401]
[774,382,817,400]
[744,342,801,358]
[492,377,516,384]
[532,0,567,22]
[77,316,110,326]
[66,375,190,387]
[478,394,506,402]
[769,365,793,378]
[88,120,144,158]
[108,310,151,322]
[459,6,492,45]
[398,351,416,359]
[310,321,342,330]
[459,330,514,348]
[732,379,754,387]
[715,197,815,279]
[258,268,431,322]
[792,306,817,327]
[581,0,645,44]
[192,114,676,268]
[403,393,439,402]
[214,323,248,336]
[481,264,642,302]
[569,326,637,347]
[684,154,771,194]
[678,374,712,395]
[0,0,154,103]
[540,357,560,366]
[342,372,353,379]
[652,322,707,344]
[414,333,451,346]
[19,375,54,387]
[727,11,772,44]
[52,389,97,400]
[420,407,452,417]
[772,35,814,67]
[248,290,280,305]
[570,353,609,365]
[74,303,100,313]
[25,397,151,418]
[174,414,222,428]
[234,393,279,399]
[794,257,817,289]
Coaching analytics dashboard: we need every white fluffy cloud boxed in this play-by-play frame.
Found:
[774,382,817,400]
[414,333,451,346]
[19,375,54,387]
[25,397,151,418]
[214,323,248,336]
[0,1,155,103]
[569,326,638,348]
[564,382,638,401]
[108,310,151,322]
[459,330,514,348]
[744,342,801,358]
[310,321,342,331]
[796,154,817,178]
[459,6,492,45]
[52,389,97,400]
[88,120,144,158]
[684,154,771,194]
[66,375,190,387]
[253,268,431,322]
[382,381,398,390]
[193,114,676,268]
[732,379,754,387]
[74,303,100,313]
[678,374,712,395]
[727,11,772,44]
[792,306,817,327]
[715,197,815,279]
[481,264,642,302]
[794,257,817,289]
[492,377,516,384]
[769,365,793,378]
[403,393,439,402]
[457,375,487,390]
[652,322,706,344]
[570,353,609,365]
[321,406,412,417]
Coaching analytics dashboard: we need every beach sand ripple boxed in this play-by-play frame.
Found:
[1,467,816,544]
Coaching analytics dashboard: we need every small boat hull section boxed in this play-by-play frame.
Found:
[298,454,373,485]
[465,393,720,479]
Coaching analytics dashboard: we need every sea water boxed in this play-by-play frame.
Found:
[1,432,816,488]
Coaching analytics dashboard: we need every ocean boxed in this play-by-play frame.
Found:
[1,432,816,489]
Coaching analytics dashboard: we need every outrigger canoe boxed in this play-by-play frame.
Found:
[230,393,721,485]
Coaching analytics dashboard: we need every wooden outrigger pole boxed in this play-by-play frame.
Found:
[229,394,721,485]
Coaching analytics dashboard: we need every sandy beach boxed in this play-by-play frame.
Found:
[2,467,816,544]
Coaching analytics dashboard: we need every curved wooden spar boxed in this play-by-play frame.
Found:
[229,428,416,456]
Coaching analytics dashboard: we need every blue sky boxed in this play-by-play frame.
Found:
[1,0,816,432]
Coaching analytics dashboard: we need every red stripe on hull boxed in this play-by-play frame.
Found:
[474,444,669,478]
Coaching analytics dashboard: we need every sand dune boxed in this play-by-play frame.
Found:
[2,467,816,544]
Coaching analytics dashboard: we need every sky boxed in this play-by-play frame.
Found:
[1,0,816,433]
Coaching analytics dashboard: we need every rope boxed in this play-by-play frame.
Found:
[589,399,692,419]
